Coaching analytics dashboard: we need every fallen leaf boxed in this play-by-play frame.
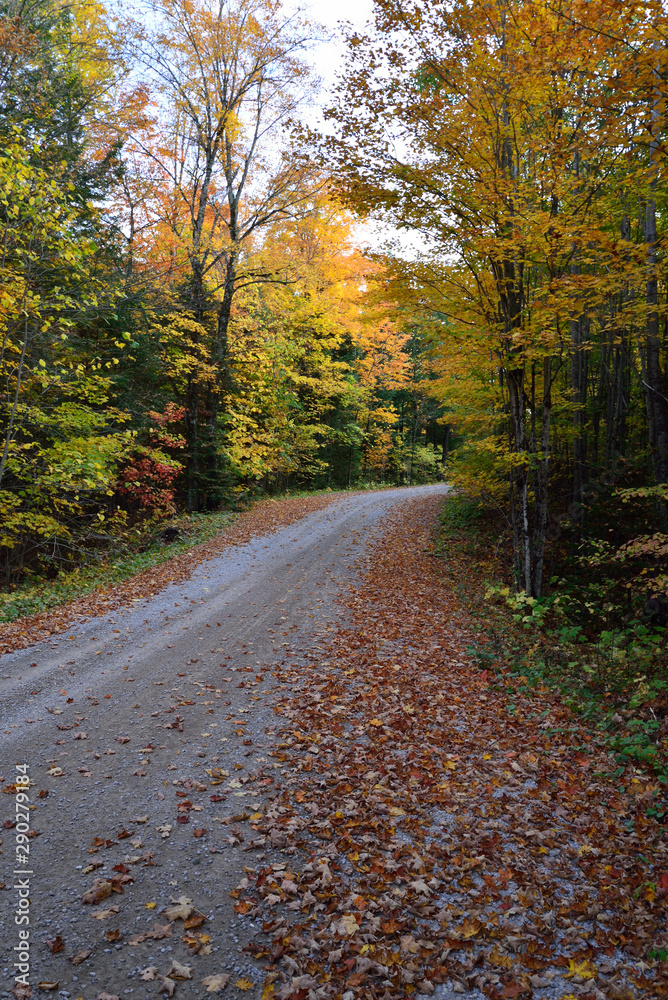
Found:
[165,895,193,921]
[201,973,230,993]
[158,976,176,997]
[46,936,64,954]
[69,948,93,965]
[167,959,193,980]
[82,880,113,904]
[566,958,597,981]
[91,905,120,920]
[337,913,359,936]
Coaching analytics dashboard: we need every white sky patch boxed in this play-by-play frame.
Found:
[283,0,424,256]
[300,0,376,94]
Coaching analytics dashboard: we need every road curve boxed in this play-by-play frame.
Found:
[0,485,448,998]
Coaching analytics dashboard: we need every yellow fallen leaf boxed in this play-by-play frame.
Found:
[369,718,383,727]
[388,806,406,817]
[482,753,492,760]
[261,984,275,999]
[443,760,456,770]
[201,733,212,738]
[235,978,254,991]
[565,959,597,981]
[145,902,156,910]
[489,947,512,969]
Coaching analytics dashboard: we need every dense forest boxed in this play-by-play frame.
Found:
[2,0,668,665]
[0,0,449,590]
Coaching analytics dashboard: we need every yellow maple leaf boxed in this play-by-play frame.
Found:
[235,978,254,991]
[261,984,275,999]
[369,718,383,727]
[565,959,597,981]
[489,947,512,969]
[145,902,156,910]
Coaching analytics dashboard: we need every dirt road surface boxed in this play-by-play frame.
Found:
[0,486,447,1000]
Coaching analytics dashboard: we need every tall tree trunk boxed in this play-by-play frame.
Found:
[569,147,589,514]
[184,258,207,510]
[531,357,553,597]
[184,383,199,512]
[507,366,531,594]
[441,425,450,463]
[571,314,589,510]
[644,93,668,482]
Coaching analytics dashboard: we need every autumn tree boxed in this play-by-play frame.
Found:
[317,0,668,597]
[122,0,323,507]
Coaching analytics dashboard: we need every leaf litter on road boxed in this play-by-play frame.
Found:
[229,495,668,999]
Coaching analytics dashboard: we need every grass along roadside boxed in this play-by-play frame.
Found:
[0,509,237,623]
[0,491,341,656]
[434,491,668,812]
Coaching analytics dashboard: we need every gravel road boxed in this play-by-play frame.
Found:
[0,485,448,1000]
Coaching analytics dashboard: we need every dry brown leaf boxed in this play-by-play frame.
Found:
[201,973,230,993]
[69,949,92,965]
[167,959,193,980]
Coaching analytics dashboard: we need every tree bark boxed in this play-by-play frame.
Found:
[644,103,668,482]
[531,357,553,597]
[507,366,531,594]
